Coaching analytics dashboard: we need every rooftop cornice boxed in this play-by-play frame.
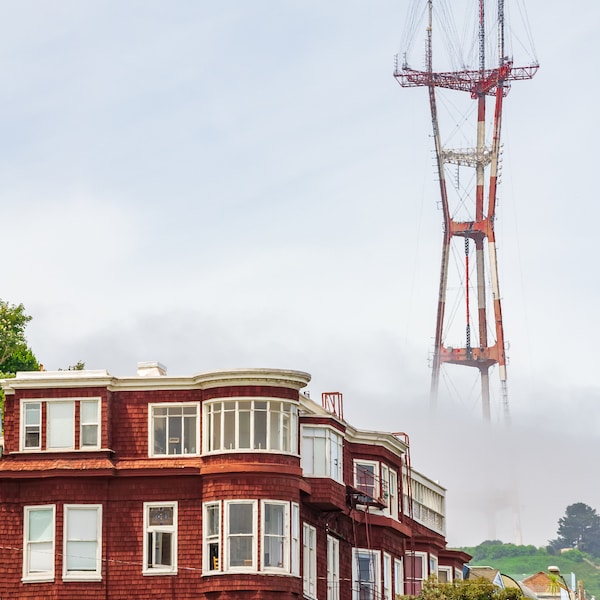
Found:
[1,367,311,394]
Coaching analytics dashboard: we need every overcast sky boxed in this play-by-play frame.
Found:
[1,0,598,549]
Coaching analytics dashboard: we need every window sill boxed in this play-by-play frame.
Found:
[142,569,178,576]
[22,576,55,583]
[63,574,102,582]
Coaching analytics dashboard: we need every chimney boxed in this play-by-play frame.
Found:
[137,361,168,377]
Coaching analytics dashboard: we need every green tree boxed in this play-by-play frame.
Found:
[550,503,600,557]
[0,300,40,423]
[414,577,523,600]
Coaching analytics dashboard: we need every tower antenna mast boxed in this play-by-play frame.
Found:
[395,0,538,422]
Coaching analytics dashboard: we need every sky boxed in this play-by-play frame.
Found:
[0,0,598,549]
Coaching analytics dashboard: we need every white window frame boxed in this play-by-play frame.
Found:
[149,402,200,457]
[438,565,453,583]
[261,500,289,572]
[23,504,55,582]
[429,554,438,579]
[354,459,380,502]
[291,502,300,576]
[405,551,428,595]
[203,398,299,455]
[352,548,381,600]
[63,504,102,581]
[20,398,102,452]
[21,401,41,451]
[327,534,340,600]
[203,501,221,574]
[143,502,178,575]
[224,500,258,572]
[383,552,392,600]
[80,399,100,450]
[47,400,75,450]
[394,558,404,597]
[301,425,344,483]
[303,523,317,599]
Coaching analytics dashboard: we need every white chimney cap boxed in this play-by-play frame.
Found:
[137,362,168,377]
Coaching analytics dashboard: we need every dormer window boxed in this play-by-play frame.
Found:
[20,398,101,452]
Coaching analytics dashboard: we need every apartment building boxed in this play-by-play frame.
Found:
[0,363,469,599]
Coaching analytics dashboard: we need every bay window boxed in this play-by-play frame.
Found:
[204,398,298,454]
[203,499,300,575]
[301,426,343,483]
[405,551,427,595]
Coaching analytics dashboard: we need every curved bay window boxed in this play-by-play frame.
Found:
[204,398,298,454]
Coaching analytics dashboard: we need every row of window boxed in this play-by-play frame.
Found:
[23,502,455,596]
[19,398,299,456]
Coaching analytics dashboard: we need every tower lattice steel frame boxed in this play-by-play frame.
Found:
[395,0,538,421]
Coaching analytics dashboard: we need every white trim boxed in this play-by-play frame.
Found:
[405,550,428,595]
[383,552,392,600]
[352,548,381,600]
[261,500,290,572]
[394,557,405,596]
[302,522,317,598]
[23,504,55,583]
[80,399,101,450]
[300,424,344,483]
[291,502,300,576]
[62,504,102,581]
[20,400,41,451]
[148,402,200,457]
[142,501,178,575]
[327,534,340,600]
[224,500,258,572]
[202,501,221,574]
[438,565,453,583]
[353,459,380,501]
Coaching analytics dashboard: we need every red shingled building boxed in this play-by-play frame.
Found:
[0,363,469,599]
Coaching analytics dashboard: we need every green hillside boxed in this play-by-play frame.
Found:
[457,543,600,599]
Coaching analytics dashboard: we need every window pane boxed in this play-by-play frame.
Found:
[229,537,252,566]
[254,406,267,450]
[25,403,40,425]
[81,400,98,423]
[264,535,284,567]
[168,415,182,454]
[212,408,221,450]
[47,402,74,448]
[81,424,98,447]
[25,428,40,448]
[148,506,174,527]
[152,531,172,566]
[66,541,97,571]
[206,505,219,537]
[29,509,53,542]
[67,509,97,539]
[223,407,235,449]
[269,402,281,450]
[183,415,196,453]
[29,541,53,572]
[153,416,166,454]
[264,503,284,535]
[229,504,252,534]
[238,409,251,448]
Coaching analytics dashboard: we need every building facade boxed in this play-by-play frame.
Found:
[0,364,469,599]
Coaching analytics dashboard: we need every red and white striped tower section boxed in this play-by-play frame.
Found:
[394,0,538,422]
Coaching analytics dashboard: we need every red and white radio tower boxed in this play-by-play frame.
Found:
[395,0,538,422]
